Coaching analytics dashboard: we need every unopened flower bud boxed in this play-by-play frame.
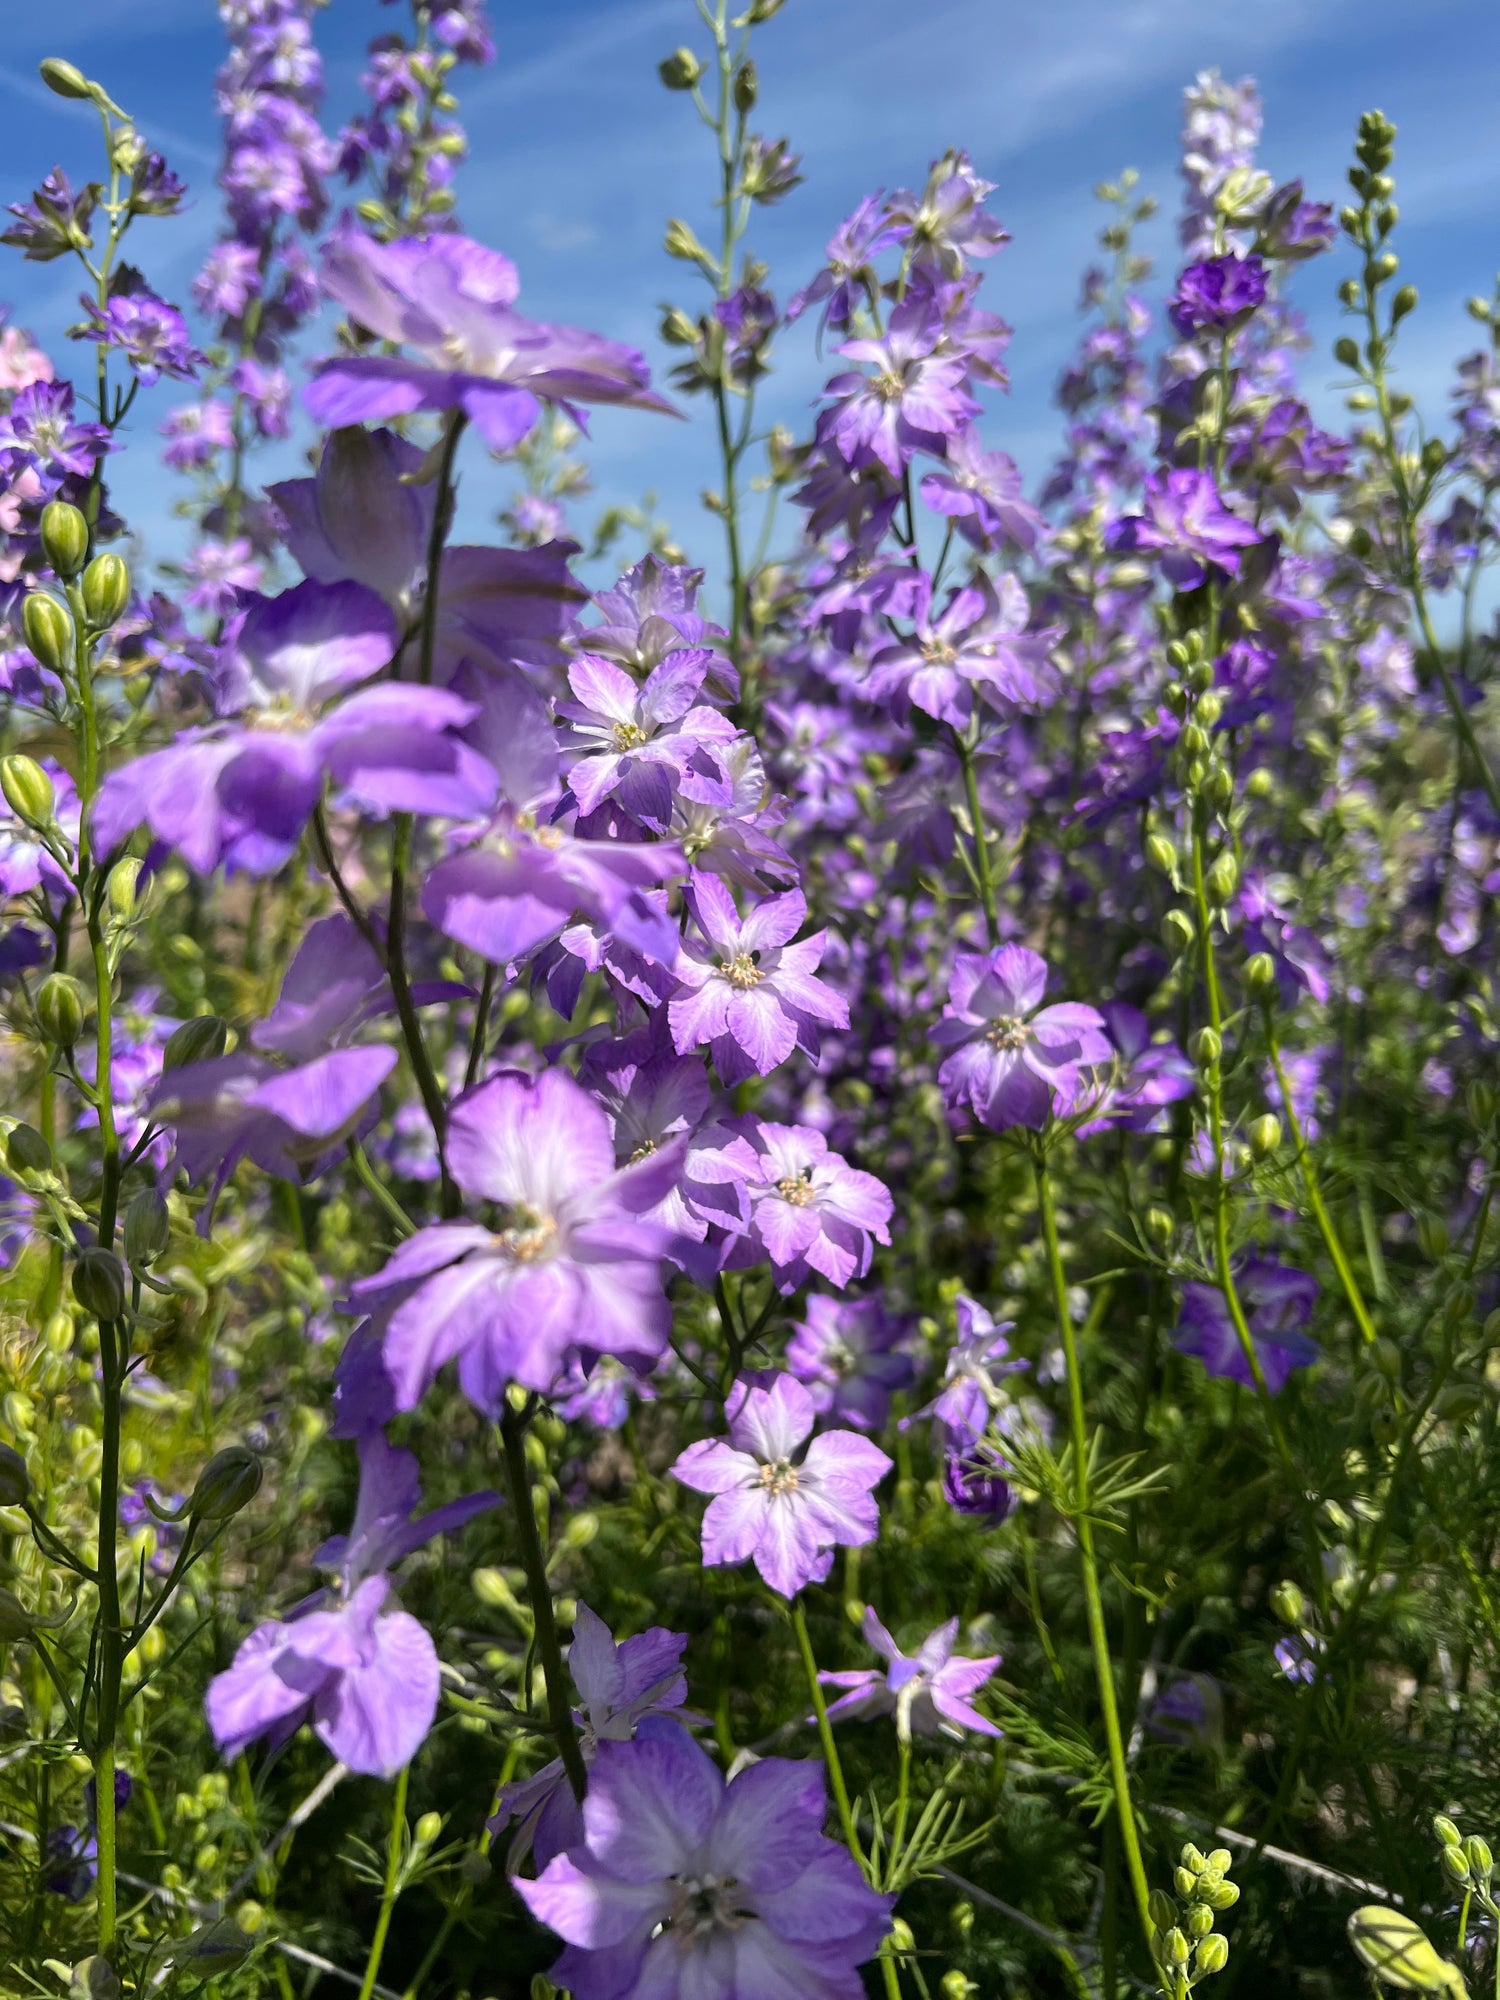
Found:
[1333,335,1361,370]
[1270,1580,1305,1625]
[81,552,130,629]
[732,58,758,113]
[107,857,142,919]
[6,1122,50,1178]
[1205,851,1239,905]
[1434,1815,1463,1847]
[1195,1934,1229,1977]
[658,46,703,89]
[0,753,55,828]
[415,1810,443,1846]
[1196,690,1224,728]
[1348,1905,1463,1993]
[0,1442,29,1507]
[189,1445,263,1522]
[1174,1867,1197,1898]
[39,57,94,99]
[1161,910,1195,955]
[1248,1114,1281,1158]
[1191,1027,1222,1069]
[124,1189,169,1268]
[659,305,699,346]
[36,973,85,1047]
[1148,1889,1178,1931]
[163,1015,230,1071]
[1434,1383,1481,1423]
[23,592,73,675]
[1441,1843,1472,1884]
[1186,1903,1215,1939]
[1465,1834,1492,1878]
[1145,833,1177,876]
[40,500,89,580]
[1369,1336,1401,1381]
[1180,721,1210,757]
[72,1248,125,1322]
[1145,1206,1174,1244]
[1201,1879,1240,1911]
[1244,952,1277,994]
[1164,1926,1190,1966]
[562,1510,599,1549]
[664,217,712,266]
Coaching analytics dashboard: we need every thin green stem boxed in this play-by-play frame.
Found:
[499,1408,588,1801]
[954,732,999,946]
[357,1763,410,2000]
[1034,1154,1153,1955]
[790,1599,861,1861]
[1264,1018,1377,1344]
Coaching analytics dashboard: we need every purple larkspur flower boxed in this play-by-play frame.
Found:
[886,149,1010,276]
[822,292,977,475]
[1075,1002,1195,1136]
[722,1118,893,1292]
[1168,253,1268,337]
[672,1374,891,1597]
[785,1294,915,1431]
[1174,1259,1319,1392]
[79,286,201,384]
[1235,872,1333,1004]
[786,192,905,335]
[919,428,1044,553]
[306,219,672,448]
[206,1432,498,1776]
[2,168,97,263]
[558,652,733,829]
[518,1732,893,2000]
[160,398,235,470]
[905,1294,1023,1450]
[1256,180,1337,261]
[667,874,849,1088]
[820,1608,1000,1740]
[1106,468,1264,590]
[93,579,495,875]
[933,944,1111,1131]
[490,1602,689,1867]
[0,380,110,482]
[195,240,261,317]
[584,553,728,679]
[1274,1633,1324,1684]
[183,536,263,614]
[353,1067,682,1411]
[868,570,1056,728]
[942,1439,1014,1524]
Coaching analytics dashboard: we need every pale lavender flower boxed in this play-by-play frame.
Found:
[785,1295,914,1431]
[1106,468,1264,590]
[673,1374,891,1597]
[182,536,263,614]
[822,292,977,475]
[724,1118,893,1292]
[557,652,733,829]
[905,1294,1023,1450]
[79,286,201,384]
[868,570,1056,728]
[819,1608,1001,1740]
[919,428,1044,552]
[518,1732,893,2000]
[160,398,235,470]
[933,945,1111,1130]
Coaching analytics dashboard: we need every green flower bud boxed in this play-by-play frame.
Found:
[732,58,758,113]
[415,1810,443,1846]
[1186,1903,1215,1939]
[36,972,85,1047]
[1206,1850,1232,1873]
[0,753,55,828]
[1196,690,1224,728]
[1464,1834,1492,1877]
[1434,1383,1481,1423]
[0,1442,30,1507]
[40,500,89,580]
[6,1122,51,1177]
[39,57,94,99]
[81,552,130,630]
[1145,833,1178,876]
[1270,1579,1305,1625]
[1145,1206,1174,1244]
[1347,1905,1466,1994]
[1205,850,1239,905]
[659,305,700,346]
[68,1959,121,2000]
[1202,1879,1240,1911]
[658,46,703,89]
[1148,1889,1178,1931]
[1391,284,1418,323]
[1440,1843,1471,1885]
[664,217,713,266]
[1202,762,1233,808]
[1195,1934,1230,1977]
[1415,1214,1449,1259]
[1370,1336,1401,1380]
[162,1015,230,1070]
[1191,1027,1222,1069]
[1244,951,1278,994]
[1248,1114,1282,1158]
[22,592,73,675]
[1161,909,1195,955]
[1433,1815,1463,1847]
[107,856,142,920]
[562,1510,599,1549]
[1174,1866,1197,1899]
[1180,721,1210,757]
[1165,1926,1190,1966]
[189,1446,263,1522]
[1333,335,1362,370]
[72,1248,125,1322]
[123,1188,169,1268]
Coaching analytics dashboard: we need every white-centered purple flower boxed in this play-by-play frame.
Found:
[919,427,1044,553]
[1075,1001,1196,1137]
[668,874,850,1088]
[868,570,1057,728]
[721,1117,893,1293]
[819,1608,1001,1741]
[822,291,977,475]
[206,1432,498,1777]
[490,1602,690,1868]
[1106,467,1265,590]
[933,944,1112,1131]
[905,1294,1025,1450]
[557,651,734,830]
[672,1373,891,1598]
[785,1294,915,1432]
[306,219,673,449]
[518,1732,893,2000]
[353,1067,682,1411]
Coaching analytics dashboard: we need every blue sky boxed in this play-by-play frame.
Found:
[0,0,1496,604]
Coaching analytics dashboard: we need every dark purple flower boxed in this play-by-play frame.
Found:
[1168,254,1268,337]
[354,1068,682,1410]
[820,1608,1000,1740]
[1174,1259,1319,1392]
[2,169,98,262]
[306,219,673,448]
[0,380,110,481]
[942,1440,1014,1524]
[673,1374,891,1597]
[934,944,1112,1131]
[518,1732,893,2000]
[785,1295,915,1431]
[1106,469,1264,590]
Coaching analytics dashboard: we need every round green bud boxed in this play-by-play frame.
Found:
[1180,721,1210,757]
[1206,1850,1232,1874]
[123,1188,169,1268]
[1347,1905,1465,1994]
[1148,1889,1178,1932]
[1145,1206,1175,1245]
[659,305,699,346]
[1205,851,1239,906]
[1174,1866,1197,1899]
[657,46,703,88]
[107,856,142,920]
[1186,1903,1215,1939]
[1145,833,1178,876]
[39,500,88,580]
[732,58,758,114]
[1370,251,1399,282]
[1333,335,1361,370]
[189,1445,263,1522]
[1196,690,1224,728]
[1433,1815,1463,1847]
[6,1122,51,1176]
[1202,1879,1240,1911]
[1244,951,1278,994]
[1195,1934,1230,1977]
[0,1442,30,1507]
[72,1248,126,1322]
[1165,1926,1190,1966]
[939,1976,974,2000]
[0,753,55,829]
[1270,1579,1306,1625]
[163,1014,230,1071]
[81,552,130,630]
[1248,1114,1282,1158]
[22,592,73,675]
[1245,767,1276,800]
[38,58,94,101]
[36,972,86,1048]
[1434,1383,1482,1423]
[1464,1834,1492,1876]
[1162,909,1195,955]
[1191,1026,1222,1069]
[415,1810,443,1846]
[1391,284,1418,323]
[1202,763,1234,808]
[1441,1843,1471,1884]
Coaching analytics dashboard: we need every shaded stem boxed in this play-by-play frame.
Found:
[499,1409,588,1801]
[954,732,999,947]
[790,1599,860,1861]
[357,1763,410,2000]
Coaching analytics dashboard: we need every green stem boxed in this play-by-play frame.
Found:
[357,1763,410,2000]
[954,732,999,946]
[1034,1154,1153,1955]
[499,1408,588,1801]
[1264,1019,1377,1344]
[790,1599,861,1862]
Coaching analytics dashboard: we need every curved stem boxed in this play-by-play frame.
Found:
[790,1599,861,1862]
[357,1763,410,2000]
[499,1408,588,1802]
[954,731,999,947]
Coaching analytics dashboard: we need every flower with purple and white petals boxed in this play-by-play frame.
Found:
[919,428,1044,553]
[558,651,733,830]
[906,1294,1024,1450]
[1174,1260,1319,1393]
[724,1118,893,1292]
[819,1608,1001,1740]
[79,285,202,385]
[1168,253,1268,337]
[518,1732,893,2000]
[785,1294,915,1432]
[668,875,849,1087]
[1106,468,1265,591]
[933,944,1112,1131]
[206,1431,498,1776]
[353,1067,682,1411]
[1075,1002,1196,1137]
[672,1374,891,1597]
[868,570,1056,728]
[822,292,977,475]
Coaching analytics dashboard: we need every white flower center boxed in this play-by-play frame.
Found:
[756,1458,799,1495]
[720,951,764,990]
[494,1211,557,1264]
[986,1014,1030,1051]
[661,1872,754,1943]
[775,1170,816,1207]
